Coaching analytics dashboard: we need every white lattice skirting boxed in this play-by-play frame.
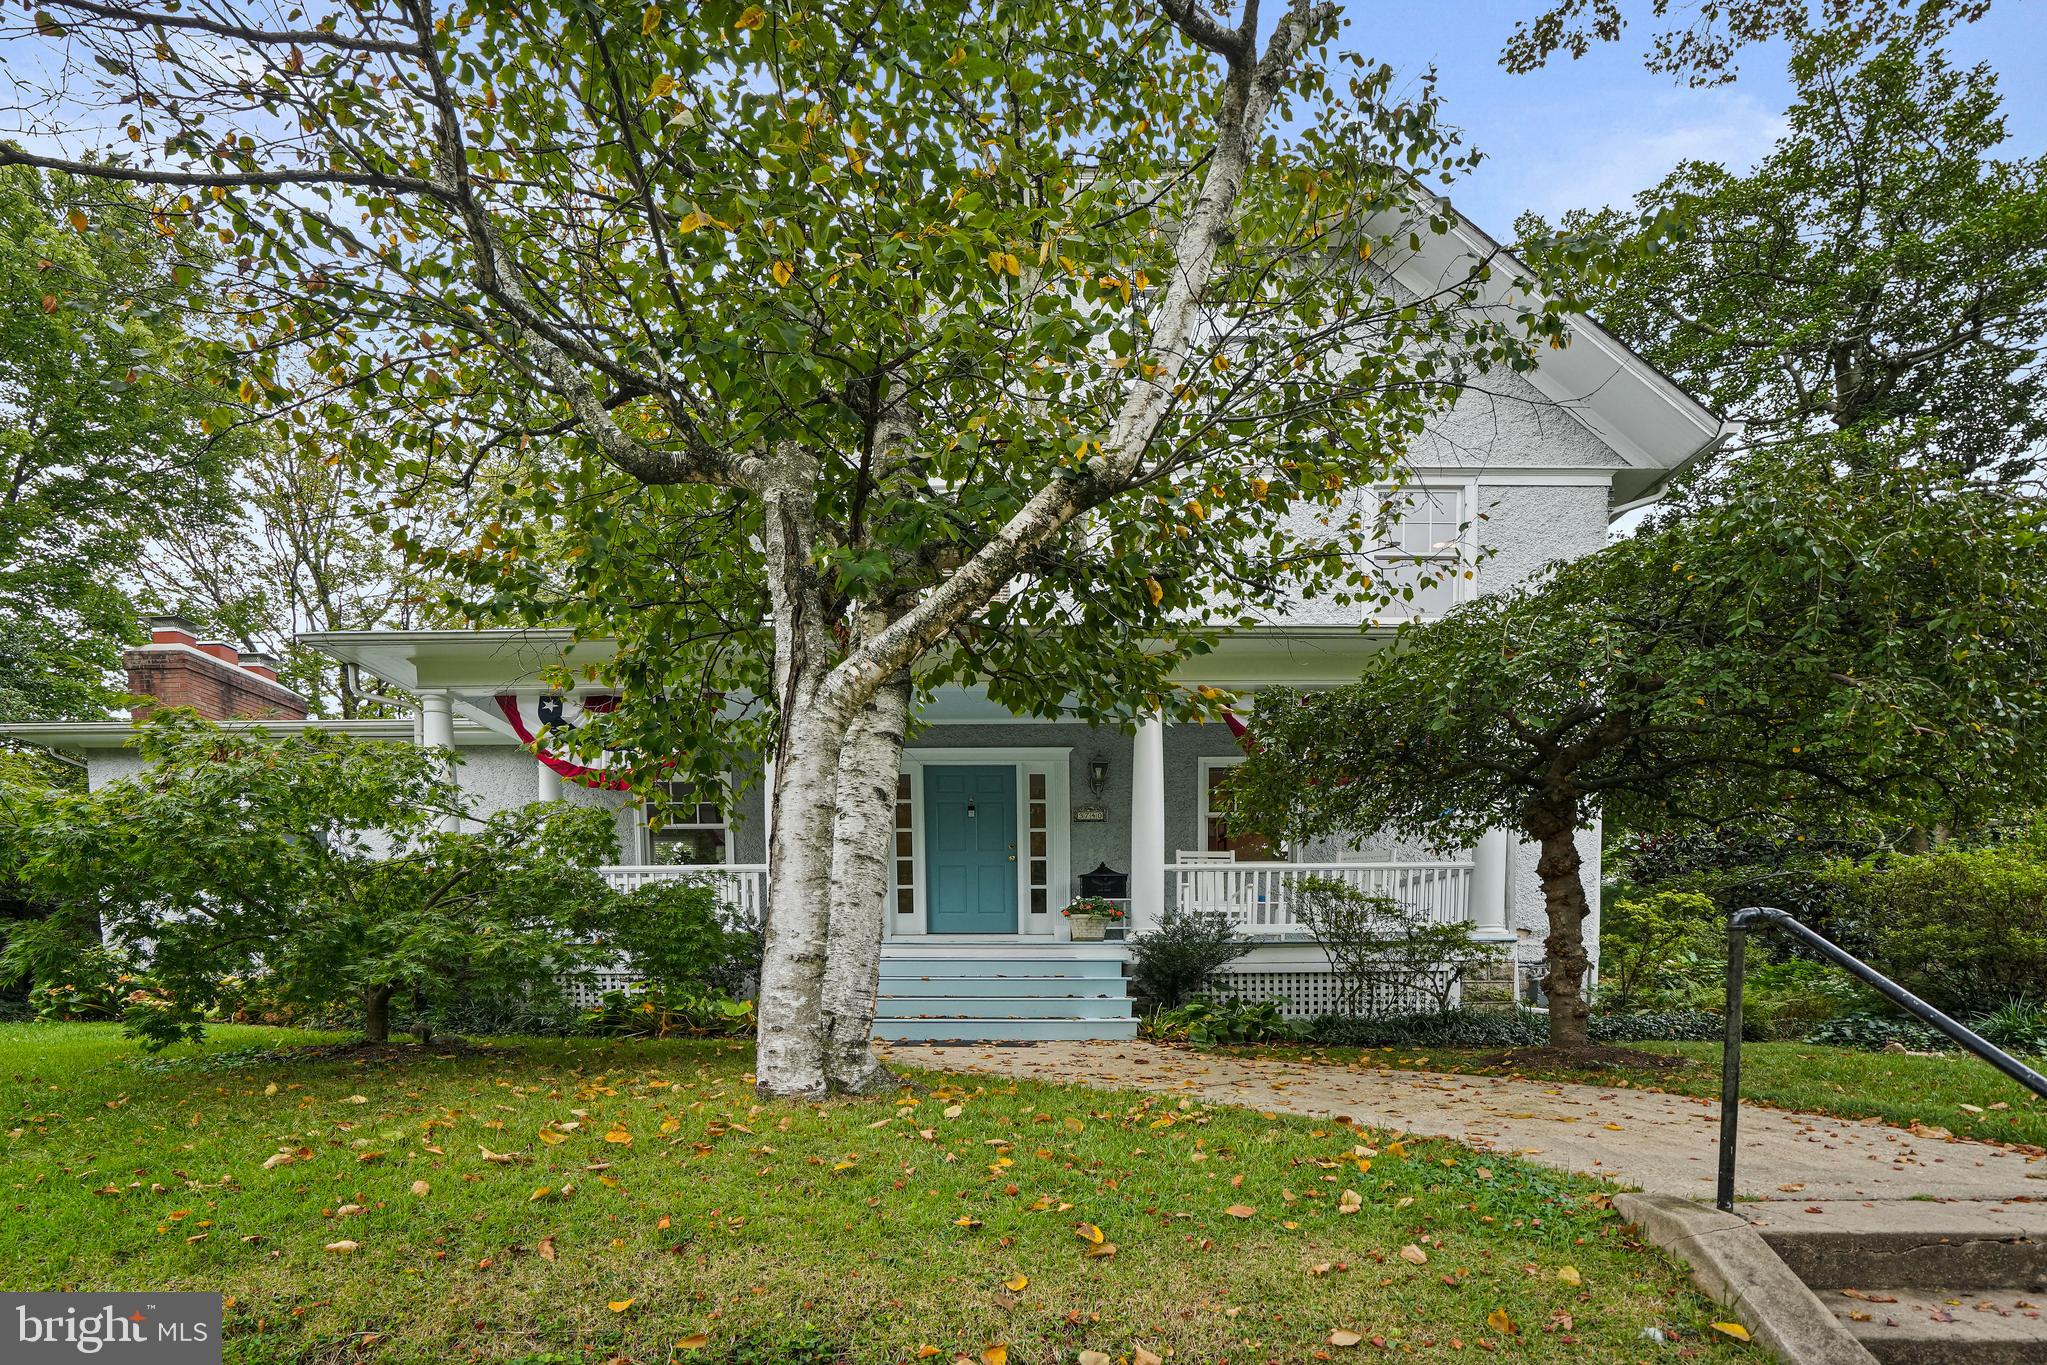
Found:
[1207,966,1478,1018]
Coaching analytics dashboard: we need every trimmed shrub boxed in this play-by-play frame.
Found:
[1820,844,2047,1015]
[1590,1009,1725,1043]
[1129,910,1250,1009]
[1305,1007,1548,1049]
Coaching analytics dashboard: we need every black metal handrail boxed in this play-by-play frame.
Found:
[1717,905,2047,1212]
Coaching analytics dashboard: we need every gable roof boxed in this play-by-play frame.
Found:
[1378,193,1730,508]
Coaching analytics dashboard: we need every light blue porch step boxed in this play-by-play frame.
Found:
[881,975,1123,998]
[875,1016,1140,1043]
[877,994,1133,1019]
[879,955,1123,980]
[872,944,1135,1042]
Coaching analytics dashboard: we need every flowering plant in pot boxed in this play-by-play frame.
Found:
[1061,896,1127,940]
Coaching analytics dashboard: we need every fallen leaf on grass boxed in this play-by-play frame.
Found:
[1710,1321,1752,1342]
[1133,1346,1162,1365]
[334,1204,366,1217]
[1076,1353,1109,1365]
[915,1349,940,1360]
[1085,1242,1117,1259]
[529,1186,552,1202]
[1398,1244,1428,1265]
[604,1128,633,1146]
[1557,1265,1582,1286]
[1338,1189,1362,1214]
[676,1333,709,1350]
[607,1299,635,1313]
[538,1236,557,1263]
[261,1152,294,1170]
[324,1240,360,1254]
[1074,1222,1105,1245]
[410,1180,431,1197]
[981,1347,1007,1365]
[1329,1329,1362,1347]
[479,1147,516,1164]
[1003,1274,1028,1292]
[1486,1307,1517,1335]
[1224,1204,1255,1219]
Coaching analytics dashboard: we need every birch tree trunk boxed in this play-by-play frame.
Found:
[820,672,913,1094]
[753,468,855,1100]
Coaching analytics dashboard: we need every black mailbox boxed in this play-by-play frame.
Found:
[1078,862,1129,899]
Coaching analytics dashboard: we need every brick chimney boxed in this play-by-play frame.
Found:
[124,616,309,721]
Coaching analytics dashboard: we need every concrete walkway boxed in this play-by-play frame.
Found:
[899,1039,2046,1203]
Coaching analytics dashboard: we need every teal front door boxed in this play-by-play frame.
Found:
[924,765,1018,933]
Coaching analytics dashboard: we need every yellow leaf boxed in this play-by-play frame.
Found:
[640,5,662,35]
[1076,1354,1110,1365]
[916,1348,941,1359]
[1710,1322,1752,1342]
[1186,499,1207,521]
[1486,1307,1517,1335]
[1002,252,1021,278]
[677,210,711,235]
[67,208,88,232]
[954,1216,982,1229]
[324,1240,360,1254]
[1329,1329,1363,1347]
[538,1130,568,1146]
[1144,577,1163,606]
[771,260,794,288]
[604,1128,633,1145]
[734,5,765,30]
[607,1299,636,1314]
[677,1333,709,1350]
[1063,1116,1084,1134]
[648,73,676,100]
[1084,1241,1117,1259]
[529,1186,552,1202]
[1074,1222,1104,1245]
[1557,1265,1581,1286]
[1003,1274,1028,1292]
[981,1347,1007,1365]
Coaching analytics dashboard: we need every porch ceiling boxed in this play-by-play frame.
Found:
[297,629,616,693]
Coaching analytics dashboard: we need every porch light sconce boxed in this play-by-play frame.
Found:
[1087,752,1110,797]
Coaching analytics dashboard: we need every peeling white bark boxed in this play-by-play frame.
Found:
[753,466,854,1100]
[820,671,912,1094]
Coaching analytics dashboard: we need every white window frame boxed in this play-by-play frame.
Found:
[639,775,732,866]
[1368,479,1479,622]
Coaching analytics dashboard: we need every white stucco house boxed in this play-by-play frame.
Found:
[2,215,1725,1041]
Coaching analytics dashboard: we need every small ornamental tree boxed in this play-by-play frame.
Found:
[2,712,622,1046]
[1,0,1573,1094]
[1235,458,2047,1048]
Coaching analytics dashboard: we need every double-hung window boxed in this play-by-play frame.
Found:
[1370,483,1472,621]
[645,780,729,866]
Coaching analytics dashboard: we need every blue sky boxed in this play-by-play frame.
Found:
[1332,1,2047,234]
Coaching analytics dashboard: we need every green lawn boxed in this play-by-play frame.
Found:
[0,1024,1753,1364]
[1239,1041,2047,1151]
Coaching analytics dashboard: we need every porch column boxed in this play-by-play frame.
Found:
[418,690,459,831]
[536,759,563,802]
[1129,713,1166,933]
[1469,827,1512,941]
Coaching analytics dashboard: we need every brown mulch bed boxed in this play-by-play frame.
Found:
[1464,1044,1696,1072]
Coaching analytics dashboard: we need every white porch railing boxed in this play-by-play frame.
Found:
[598,864,768,927]
[1166,860,1474,936]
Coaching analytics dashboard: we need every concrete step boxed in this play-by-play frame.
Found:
[1756,1202,2047,1291]
[874,1016,1140,1043]
[1824,1286,2047,1364]
[876,994,1133,1020]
